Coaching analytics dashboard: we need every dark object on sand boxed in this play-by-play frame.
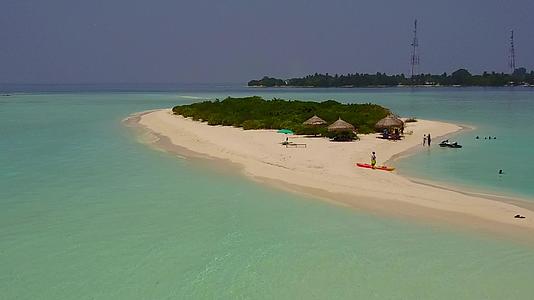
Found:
[439,140,462,148]
[514,214,526,219]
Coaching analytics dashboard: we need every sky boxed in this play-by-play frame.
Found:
[1,0,533,84]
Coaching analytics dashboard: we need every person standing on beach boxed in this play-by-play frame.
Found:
[427,133,431,146]
[423,134,427,146]
[371,152,377,168]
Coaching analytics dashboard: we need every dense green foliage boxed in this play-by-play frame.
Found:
[248,68,534,87]
[172,96,390,134]
[248,77,286,87]
[325,130,358,141]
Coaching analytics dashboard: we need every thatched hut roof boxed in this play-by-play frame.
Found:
[303,115,327,126]
[375,115,404,129]
[327,118,355,132]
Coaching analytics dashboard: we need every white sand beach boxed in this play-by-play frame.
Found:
[132,109,534,239]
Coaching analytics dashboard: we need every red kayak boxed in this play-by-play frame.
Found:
[356,163,395,171]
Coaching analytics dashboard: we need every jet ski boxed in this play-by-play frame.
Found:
[439,139,462,148]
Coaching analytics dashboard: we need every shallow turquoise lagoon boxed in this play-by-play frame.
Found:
[1,90,534,299]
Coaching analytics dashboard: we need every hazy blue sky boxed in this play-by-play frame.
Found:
[1,0,533,84]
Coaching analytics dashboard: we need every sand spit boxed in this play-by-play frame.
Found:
[129,109,534,242]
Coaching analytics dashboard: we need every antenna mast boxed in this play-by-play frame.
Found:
[509,30,516,74]
[410,19,420,80]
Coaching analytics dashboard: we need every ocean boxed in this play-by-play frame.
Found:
[1,86,534,299]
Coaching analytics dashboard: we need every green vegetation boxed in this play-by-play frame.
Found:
[172,96,390,135]
[325,130,358,142]
[248,68,534,87]
[248,77,286,87]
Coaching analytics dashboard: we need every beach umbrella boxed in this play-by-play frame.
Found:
[327,118,355,132]
[277,129,294,134]
[375,114,404,130]
[303,115,327,126]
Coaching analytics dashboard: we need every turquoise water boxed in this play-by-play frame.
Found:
[2,90,534,299]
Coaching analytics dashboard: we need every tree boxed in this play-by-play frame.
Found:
[451,69,472,85]
[513,67,527,76]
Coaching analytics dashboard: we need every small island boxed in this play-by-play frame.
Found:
[248,68,534,87]
[131,102,534,237]
[172,96,390,140]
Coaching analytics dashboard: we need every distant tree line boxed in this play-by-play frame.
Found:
[248,68,534,87]
[172,96,390,134]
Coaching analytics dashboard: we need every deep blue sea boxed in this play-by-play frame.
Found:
[1,85,534,299]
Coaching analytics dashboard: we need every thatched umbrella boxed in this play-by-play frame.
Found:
[327,118,355,132]
[375,115,404,130]
[303,115,327,126]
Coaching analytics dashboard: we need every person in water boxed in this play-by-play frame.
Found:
[499,169,504,174]
[371,152,377,168]
[427,133,431,146]
[423,134,427,146]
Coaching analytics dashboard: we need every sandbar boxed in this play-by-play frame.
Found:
[127,109,534,242]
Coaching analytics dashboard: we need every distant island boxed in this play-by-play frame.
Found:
[172,96,390,135]
[248,68,534,88]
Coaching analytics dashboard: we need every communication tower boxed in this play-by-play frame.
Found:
[410,19,420,80]
[509,30,516,74]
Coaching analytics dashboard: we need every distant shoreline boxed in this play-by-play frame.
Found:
[248,69,534,88]
[127,109,534,243]
[247,84,534,89]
